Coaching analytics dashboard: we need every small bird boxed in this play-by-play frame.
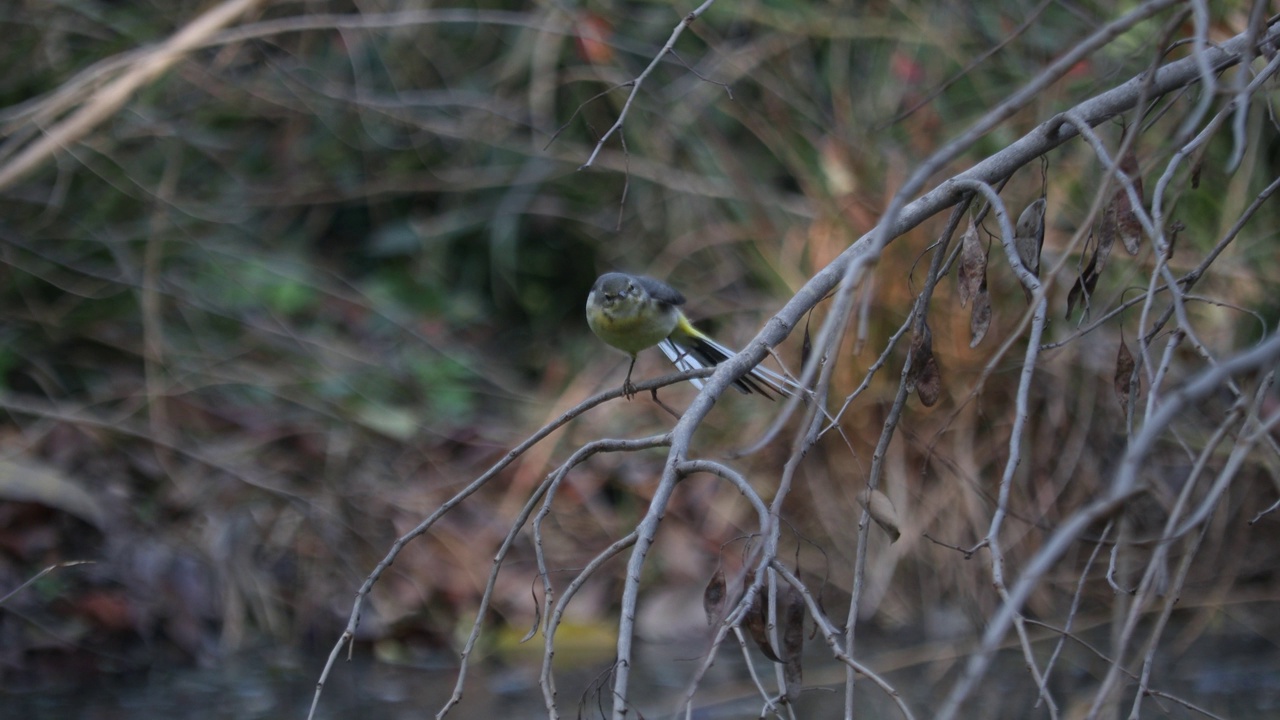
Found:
[585,272,790,398]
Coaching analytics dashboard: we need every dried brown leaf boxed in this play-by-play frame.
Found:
[703,567,727,625]
[969,285,991,348]
[906,320,940,405]
[857,488,902,542]
[956,218,985,308]
[916,355,941,407]
[743,570,781,662]
[1096,201,1118,277]
[1115,149,1144,255]
[745,609,780,662]
[1015,198,1046,277]
[905,320,933,392]
[1115,339,1135,414]
[780,584,805,701]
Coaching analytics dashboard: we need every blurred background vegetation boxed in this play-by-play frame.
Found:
[1,0,1277,713]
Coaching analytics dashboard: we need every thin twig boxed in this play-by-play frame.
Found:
[0,561,94,606]
[579,0,720,171]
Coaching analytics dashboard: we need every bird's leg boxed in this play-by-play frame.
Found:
[623,355,638,400]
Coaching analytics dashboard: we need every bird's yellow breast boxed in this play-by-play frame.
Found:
[586,303,678,355]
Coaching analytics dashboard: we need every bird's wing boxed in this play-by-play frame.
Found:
[634,276,686,307]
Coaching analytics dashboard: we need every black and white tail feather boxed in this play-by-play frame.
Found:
[657,336,794,398]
